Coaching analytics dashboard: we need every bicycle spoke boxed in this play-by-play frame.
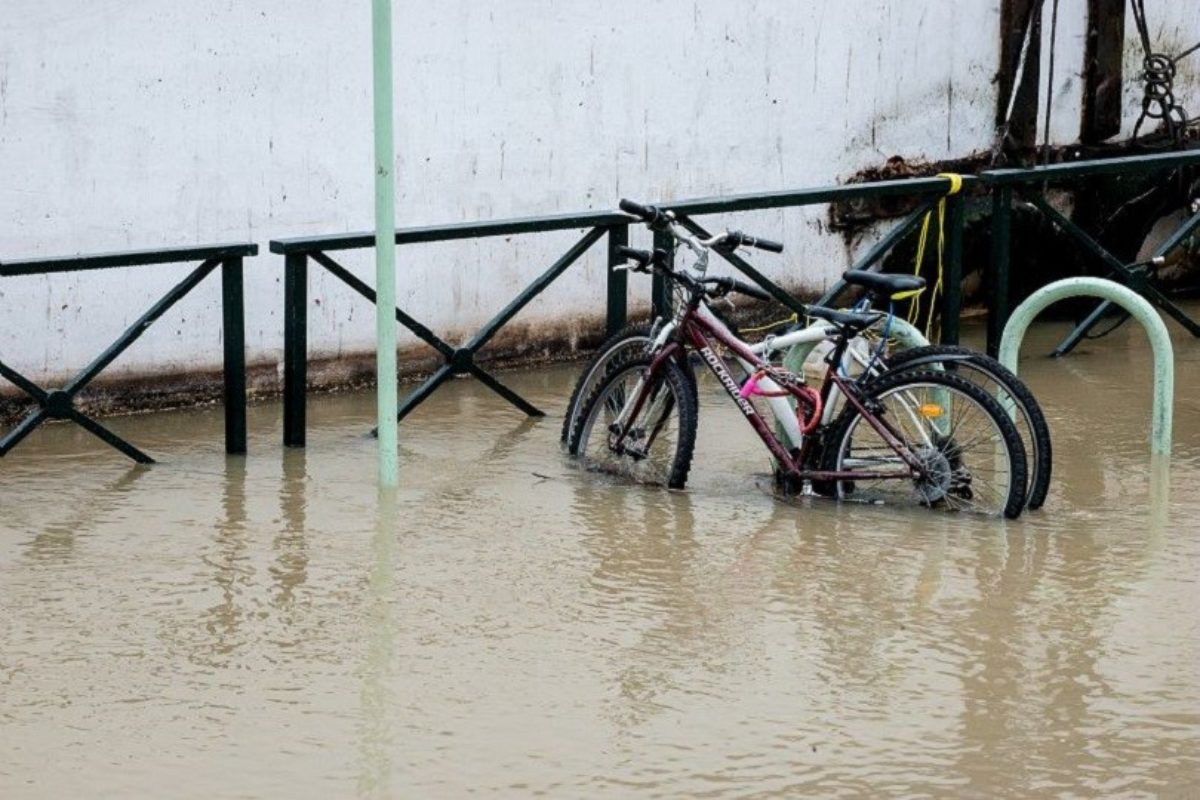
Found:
[574,357,694,488]
[829,373,1020,517]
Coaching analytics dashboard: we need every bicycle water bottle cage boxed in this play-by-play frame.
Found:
[843,270,926,302]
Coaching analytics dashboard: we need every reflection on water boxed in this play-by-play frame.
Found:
[1,317,1199,797]
[357,489,397,799]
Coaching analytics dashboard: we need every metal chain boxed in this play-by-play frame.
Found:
[1130,0,1197,145]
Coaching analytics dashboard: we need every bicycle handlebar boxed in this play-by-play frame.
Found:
[723,230,784,254]
[705,277,774,302]
[619,199,784,254]
[614,245,652,268]
[618,198,670,228]
[611,249,771,302]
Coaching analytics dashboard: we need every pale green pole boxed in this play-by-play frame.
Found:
[372,0,399,487]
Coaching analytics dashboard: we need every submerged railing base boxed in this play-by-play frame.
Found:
[998,277,1174,456]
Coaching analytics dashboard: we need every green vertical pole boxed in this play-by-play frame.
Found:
[606,225,629,336]
[221,256,247,454]
[941,193,965,345]
[372,0,399,488]
[652,228,673,319]
[987,186,1013,357]
[283,253,308,448]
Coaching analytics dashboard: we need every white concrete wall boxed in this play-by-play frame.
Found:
[0,1,1191,386]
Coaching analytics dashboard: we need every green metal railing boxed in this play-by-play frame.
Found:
[0,243,256,462]
[268,175,970,447]
[0,153,1191,461]
[983,149,1200,356]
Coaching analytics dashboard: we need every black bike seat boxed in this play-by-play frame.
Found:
[843,270,925,298]
[806,305,884,333]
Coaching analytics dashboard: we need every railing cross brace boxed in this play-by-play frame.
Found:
[310,251,547,426]
[0,257,229,463]
[310,227,604,432]
[0,359,154,463]
[1021,195,1200,355]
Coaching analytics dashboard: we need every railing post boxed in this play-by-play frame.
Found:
[941,192,965,345]
[652,227,673,319]
[606,225,629,336]
[283,252,308,447]
[987,185,1013,357]
[221,256,247,454]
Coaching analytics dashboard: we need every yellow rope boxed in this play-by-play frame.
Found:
[740,312,799,335]
[906,173,962,340]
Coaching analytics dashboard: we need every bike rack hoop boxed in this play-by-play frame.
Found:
[998,277,1174,457]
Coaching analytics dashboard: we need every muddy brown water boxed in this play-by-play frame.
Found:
[2,316,1199,798]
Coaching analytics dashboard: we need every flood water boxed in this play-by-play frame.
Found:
[2,316,1199,798]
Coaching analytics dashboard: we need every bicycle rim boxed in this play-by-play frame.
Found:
[562,333,653,451]
[833,378,1022,517]
[882,347,1052,511]
[575,361,690,488]
[942,366,1039,502]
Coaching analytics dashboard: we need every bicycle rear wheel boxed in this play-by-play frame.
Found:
[882,344,1053,510]
[569,350,697,489]
[822,369,1028,518]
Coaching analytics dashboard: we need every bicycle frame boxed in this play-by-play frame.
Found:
[611,299,927,485]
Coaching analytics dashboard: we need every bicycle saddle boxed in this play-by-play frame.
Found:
[806,305,884,333]
[843,270,925,299]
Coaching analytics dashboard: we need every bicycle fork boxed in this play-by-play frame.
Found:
[605,343,682,459]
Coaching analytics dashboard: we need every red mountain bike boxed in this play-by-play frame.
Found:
[567,200,1028,518]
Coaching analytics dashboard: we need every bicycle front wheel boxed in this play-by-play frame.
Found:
[570,351,697,489]
[561,323,653,449]
[822,369,1028,518]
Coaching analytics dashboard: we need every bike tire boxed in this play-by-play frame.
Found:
[883,345,1052,510]
[560,323,654,449]
[821,368,1028,519]
[569,349,698,490]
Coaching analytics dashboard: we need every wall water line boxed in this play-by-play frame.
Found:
[998,277,1174,456]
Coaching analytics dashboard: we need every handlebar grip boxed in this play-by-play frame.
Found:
[733,280,774,302]
[614,245,651,265]
[750,237,784,254]
[725,230,784,254]
[619,198,655,219]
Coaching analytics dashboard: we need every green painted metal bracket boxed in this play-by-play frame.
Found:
[1052,206,1200,355]
[982,149,1200,185]
[651,227,674,319]
[999,277,1173,456]
[942,193,966,346]
[295,227,607,439]
[605,226,629,336]
[0,243,258,276]
[1025,193,1200,336]
[987,186,1014,358]
[283,253,308,447]
[0,249,254,462]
